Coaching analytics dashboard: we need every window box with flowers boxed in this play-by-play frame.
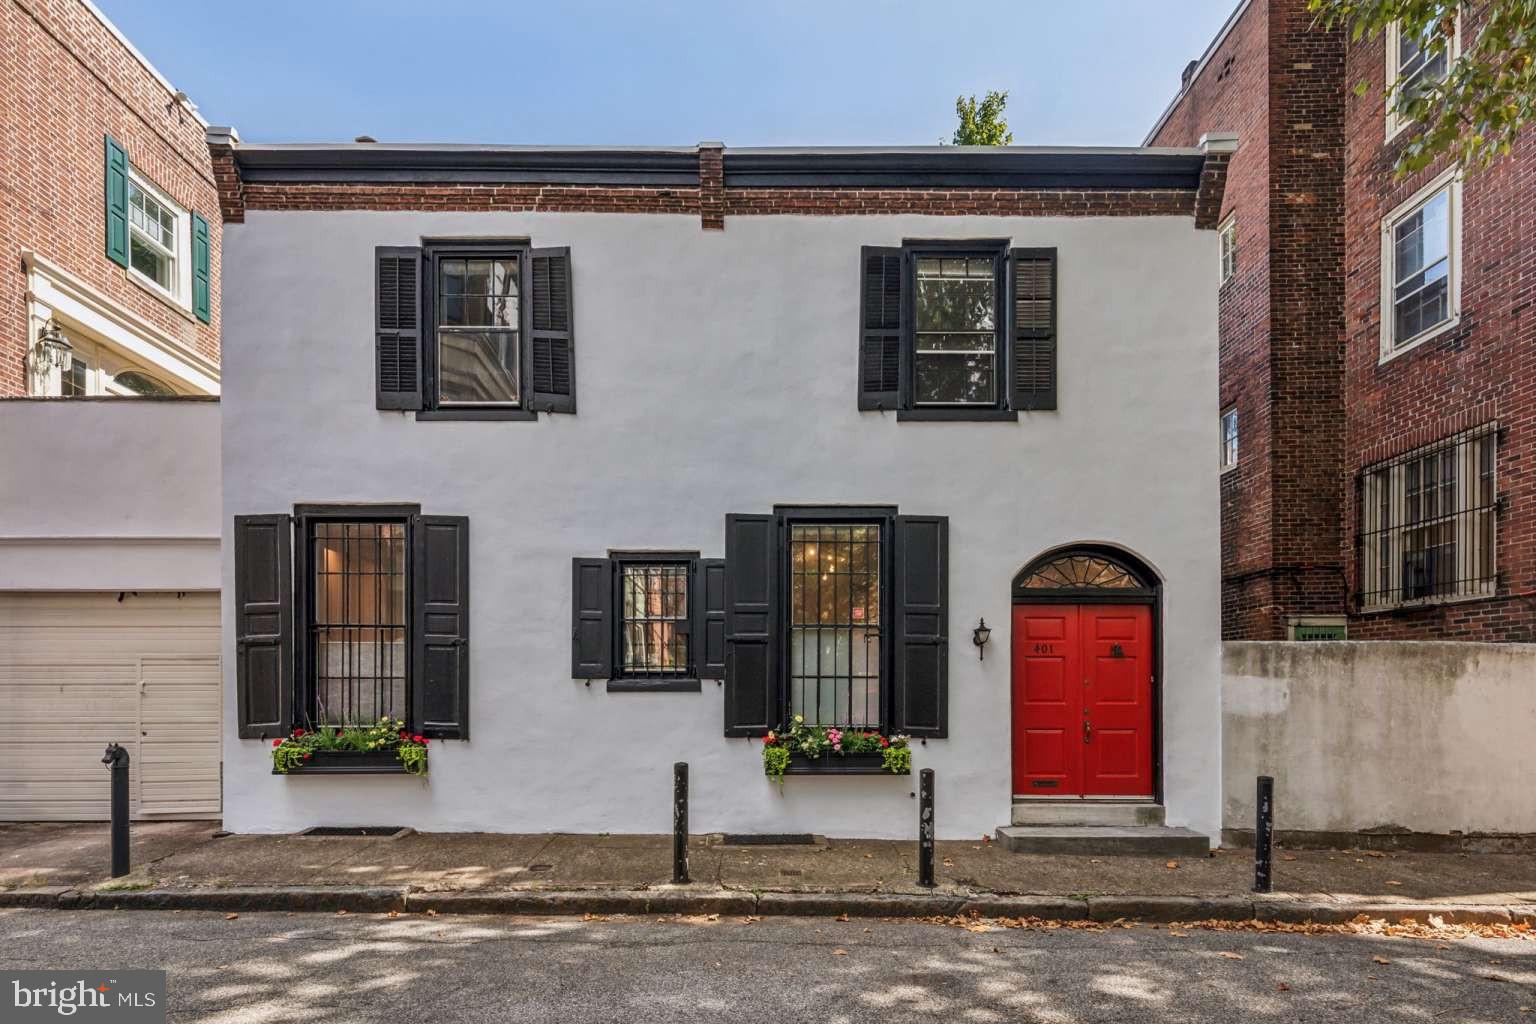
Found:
[762,717,911,779]
[270,718,430,776]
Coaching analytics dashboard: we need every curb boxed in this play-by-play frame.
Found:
[2,886,1530,925]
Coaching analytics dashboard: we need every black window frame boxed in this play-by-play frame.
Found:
[293,503,421,731]
[774,505,896,732]
[609,549,701,691]
[902,239,1010,420]
[417,239,538,422]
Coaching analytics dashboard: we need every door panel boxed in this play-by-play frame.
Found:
[1011,605,1080,795]
[1080,605,1154,796]
[1012,603,1154,798]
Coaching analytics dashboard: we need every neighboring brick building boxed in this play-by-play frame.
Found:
[1149,0,1534,641]
[1,0,221,397]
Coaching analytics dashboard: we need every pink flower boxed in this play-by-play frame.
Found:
[272,739,283,747]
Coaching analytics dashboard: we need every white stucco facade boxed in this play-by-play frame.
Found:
[220,207,1221,840]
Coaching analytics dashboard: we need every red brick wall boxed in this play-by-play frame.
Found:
[1341,8,1536,640]
[1148,0,1281,638]
[0,0,221,396]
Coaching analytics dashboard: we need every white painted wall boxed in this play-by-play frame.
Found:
[221,209,1221,840]
[1224,642,1536,835]
[0,399,220,590]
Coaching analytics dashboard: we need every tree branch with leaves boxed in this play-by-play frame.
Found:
[1308,0,1536,174]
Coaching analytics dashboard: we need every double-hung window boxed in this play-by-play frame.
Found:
[788,522,884,728]
[859,242,1057,418]
[127,171,190,307]
[1386,18,1455,138]
[912,252,1002,408]
[433,248,522,407]
[617,558,694,681]
[1357,428,1497,610]
[374,243,576,417]
[1382,170,1460,356]
[1218,217,1237,286]
[1220,406,1239,471]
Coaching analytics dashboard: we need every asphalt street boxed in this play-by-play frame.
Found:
[2,909,1532,1022]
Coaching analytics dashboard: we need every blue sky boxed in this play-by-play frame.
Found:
[99,0,1236,147]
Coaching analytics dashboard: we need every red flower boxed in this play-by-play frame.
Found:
[412,735,425,744]
[272,739,283,747]
[420,738,429,746]
[879,737,889,748]
[398,730,408,739]
[303,753,312,760]
[293,728,305,738]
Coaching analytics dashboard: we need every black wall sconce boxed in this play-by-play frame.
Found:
[972,618,992,660]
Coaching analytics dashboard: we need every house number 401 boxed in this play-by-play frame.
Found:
[1033,643,1057,654]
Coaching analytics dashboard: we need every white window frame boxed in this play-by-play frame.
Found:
[126,167,192,310]
[1379,165,1461,363]
[1385,16,1459,140]
[1219,406,1239,472]
[1218,215,1237,286]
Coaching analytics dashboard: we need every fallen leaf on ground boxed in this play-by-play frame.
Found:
[386,910,399,919]
[1483,974,1510,983]
[425,909,438,917]
[1282,854,1297,862]
[1517,1005,1530,1013]
[1165,861,1179,870]
[1366,974,1379,981]
[942,858,955,867]
[835,913,849,922]
[1365,851,1387,858]
[335,909,348,916]
[1385,880,1403,886]
[1276,983,1291,992]
[224,913,238,921]
[740,915,761,924]
[1169,931,1189,938]
[831,949,848,956]
[1372,956,1391,965]
[1217,952,1244,960]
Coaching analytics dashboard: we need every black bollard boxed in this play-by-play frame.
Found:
[672,762,689,885]
[918,768,935,888]
[1254,775,1274,894]
[102,744,130,878]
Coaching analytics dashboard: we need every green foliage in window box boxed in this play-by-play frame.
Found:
[271,717,430,776]
[762,716,911,779]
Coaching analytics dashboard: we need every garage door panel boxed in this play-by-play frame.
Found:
[0,594,220,821]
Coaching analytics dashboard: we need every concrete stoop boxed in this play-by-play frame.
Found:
[1011,801,1167,827]
[994,825,1210,857]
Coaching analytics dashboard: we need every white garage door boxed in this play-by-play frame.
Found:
[0,592,221,821]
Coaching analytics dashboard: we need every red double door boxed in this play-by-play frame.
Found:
[1011,604,1154,798]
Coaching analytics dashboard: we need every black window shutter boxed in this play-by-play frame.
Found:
[412,515,469,739]
[1010,248,1058,411]
[724,514,777,736]
[859,246,904,410]
[376,246,423,410]
[528,247,576,413]
[234,514,293,739]
[571,557,613,678]
[892,515,948,738]
[694,557,727,680]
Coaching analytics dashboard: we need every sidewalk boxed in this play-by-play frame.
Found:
[3,822,1535,923]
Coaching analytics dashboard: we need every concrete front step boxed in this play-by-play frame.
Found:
[1011,801,1166,827]
[995,825,1210,857]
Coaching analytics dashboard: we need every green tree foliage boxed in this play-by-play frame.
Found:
[952,91,1015,145]
[1308,0,1536,174]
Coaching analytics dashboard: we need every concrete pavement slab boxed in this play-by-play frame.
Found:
[0,821,215,888]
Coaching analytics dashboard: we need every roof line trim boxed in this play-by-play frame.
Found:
[1142,0,1254,146]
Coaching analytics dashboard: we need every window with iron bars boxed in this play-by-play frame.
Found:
[1357,428,1498,610]
[616,560,692,680]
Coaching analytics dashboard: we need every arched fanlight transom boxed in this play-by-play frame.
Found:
[1014,548,1154,595]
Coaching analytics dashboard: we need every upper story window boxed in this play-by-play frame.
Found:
[859,243,1057,420]
[374,243,575,418]
[1386,18,1456,138]
[913,255,1000,407]
[1382,168,1460,358]
[435,251,521,406]
[127,170,189,307]
[1218,217,1237,286]
[1220,406,1238,470]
